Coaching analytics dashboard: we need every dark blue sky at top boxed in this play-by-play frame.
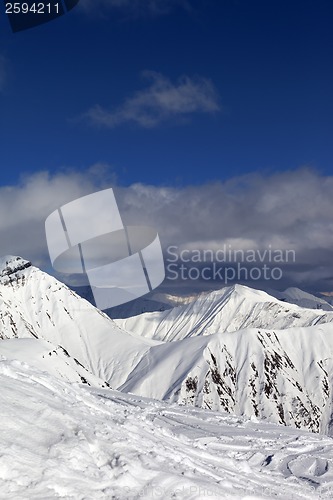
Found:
[0,0,332,188]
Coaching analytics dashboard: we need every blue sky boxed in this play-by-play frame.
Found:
[0,0,332,187]
[0,0,333,295]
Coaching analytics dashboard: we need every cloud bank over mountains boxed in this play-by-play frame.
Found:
[1,166,332,292]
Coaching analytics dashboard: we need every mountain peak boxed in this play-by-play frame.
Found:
[0,255,32,278]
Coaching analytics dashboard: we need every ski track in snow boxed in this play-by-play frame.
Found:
[1,359,333,499]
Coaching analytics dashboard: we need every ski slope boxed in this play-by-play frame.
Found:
[1,358,333,499]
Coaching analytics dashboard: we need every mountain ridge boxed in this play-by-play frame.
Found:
[1,255,333,436]
[116,283,333,342]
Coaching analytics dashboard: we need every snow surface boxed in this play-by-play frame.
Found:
[0,338,110,388]
[3,255,333,498]
[1,358,333,499]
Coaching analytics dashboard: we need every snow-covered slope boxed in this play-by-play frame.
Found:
[2,256,333,437]
[269,286,333,311]
[1,358,333,499]
[0,255,158,388]
[116,284,333,341]
[121,323,333,435]
[0,338,110,388]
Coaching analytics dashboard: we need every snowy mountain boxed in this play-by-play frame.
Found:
[2,255,333,438]
[1,358,333,499]
[121,323,333,434]
[268,286,333,311]
[115,284,333,342]
[0,255,158,388]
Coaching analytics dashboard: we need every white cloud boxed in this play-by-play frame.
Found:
[1,166,333,292]
[115,168,333,251]
[115,168,333,291]
[0,165,115,270]
[85,71,220,128]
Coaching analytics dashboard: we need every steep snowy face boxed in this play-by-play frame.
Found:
[0,255,155,388]
[121,324,333,435]
[115,284,333,341]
